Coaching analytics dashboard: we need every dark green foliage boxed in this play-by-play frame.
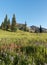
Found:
[0,45,47,65]
[1,22,4,29]
[35,55,45,65]
[24,21,27,31]
[13,55,19,65]
[25,46,35,55]
[39,25,42,33]
[11,14,17,32]
[4,54,11,65]
[6,19,10,31]
[3,15,8,30]
[19,27,24,31]
[0,52,11,65]
[1,15,10,31]
[20,57,28,65]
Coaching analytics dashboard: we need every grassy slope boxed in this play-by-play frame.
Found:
[0,29,47,46]
[0,29,47,65]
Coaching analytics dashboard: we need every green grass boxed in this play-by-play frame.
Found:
[0,29,47,39]
[0,29,47,46]
[0,29,47,65]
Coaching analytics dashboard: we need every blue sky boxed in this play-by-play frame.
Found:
[0,0,47,28]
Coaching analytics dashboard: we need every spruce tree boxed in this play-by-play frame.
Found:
[11,14,17,32]
[3,14,8,30]
[39,25,42,33]
[1,22,4,29]
[1,15,10,30]
[24,21,27,31]
[6,19,10,31]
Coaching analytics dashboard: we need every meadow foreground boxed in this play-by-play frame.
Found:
[0,29,47,65]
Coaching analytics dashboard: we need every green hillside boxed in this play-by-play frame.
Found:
[0,29,47,43]
[0,29,47,65]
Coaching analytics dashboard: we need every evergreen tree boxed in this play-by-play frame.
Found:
[1,15,10,31]
[6,19,10,31]
[24,21,27,31]
[3,14,8,30]
[39,25,42,33]
[11,14,17,32]
[1,22,4,29]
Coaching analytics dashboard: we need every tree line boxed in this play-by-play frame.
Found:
[1,14,27,32]
[1,14,16,32]
[0,14,42,33]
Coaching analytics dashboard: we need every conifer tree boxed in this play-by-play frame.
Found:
[24,21,27,31]
[11,14,17,32]
[1,22,4,29]
[6,19,10,30]
[3,14,8,30]
[1,15,10,30]
[39,25,42,33]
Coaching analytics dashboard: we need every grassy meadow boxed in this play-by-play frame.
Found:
[0,29,47,65]
[0,29,47,45]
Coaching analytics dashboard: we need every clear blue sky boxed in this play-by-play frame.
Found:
[0,0,47,28]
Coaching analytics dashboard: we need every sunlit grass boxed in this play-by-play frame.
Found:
[0,29,47,46]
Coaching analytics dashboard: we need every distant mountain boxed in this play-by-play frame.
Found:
[30,25,47,33]
[15,23,47,33]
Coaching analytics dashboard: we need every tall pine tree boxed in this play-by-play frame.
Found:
[3,14,8,30]
[39,25,42,33]
[11,14,17,32]
[1,22,4,29]
[6,19,10,30]
[24,21,27,31]
[1,14,10,30]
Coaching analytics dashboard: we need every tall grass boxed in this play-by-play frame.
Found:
[0,29,47,65]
